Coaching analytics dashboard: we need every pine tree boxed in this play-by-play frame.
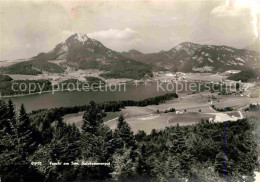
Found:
[136,144,150,176]
[38,116,53,144]
[50,119,81,162]
[0,103,39,181]
[0,100,10,132]
[31,119,82,181]
[7,100,16,123]
[81,101,106,134]
[214,152,230,177]
[16,104,36,155]
[113,147,136,180]
[81,101,108,159]
[169,125,187,154]
[114,114,135,148]
[80,101,113,180]
[168,125,194,176]
[0,100,18,181]
[2,99,16,134]
[166,155,180,179]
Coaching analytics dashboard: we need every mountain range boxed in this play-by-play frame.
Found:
[1,33,259,79]
[122,42,259,72]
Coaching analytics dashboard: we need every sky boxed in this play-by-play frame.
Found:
[0,0,259,60]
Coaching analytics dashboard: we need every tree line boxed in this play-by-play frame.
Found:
[0,60,64,75]
[228,69,258,82]
[211,105,233,112]
[0,74,52,96]
[245,104,260,112]
[30,93,179,120]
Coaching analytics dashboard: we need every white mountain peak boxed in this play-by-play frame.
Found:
[74,33,89,44]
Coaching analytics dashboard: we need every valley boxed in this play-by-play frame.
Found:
[1,1,260,181]
[62,88,259,133]
[0,33,259,168]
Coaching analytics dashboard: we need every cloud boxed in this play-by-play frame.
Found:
[61,30,76,41]
[211,0,260,38]
[210,2,244,17]
[0,0,258,59]
[25,44,32,49]
[211,0,259,17]
[88,28,141,41]
[87,28,144,52]
[62,30,75,36]
[60,28,144,51]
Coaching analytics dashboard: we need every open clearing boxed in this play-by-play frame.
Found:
[106,113,169,133]
[63,109,215,134]
[212,95,259,110]
[62,92,258,133]
[63,112,84,128]
[167,112,215,125]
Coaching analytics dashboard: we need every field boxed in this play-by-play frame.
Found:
[167,112,215,125]
[152,72,227,82]
[63,112,84,129]
[186,73,227,82]
[250,86,260,98]
[212,94,258,110]
[146,93,214,113]
[62,87,259,133]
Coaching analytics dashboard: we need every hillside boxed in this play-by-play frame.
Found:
[0,34,152,79]
[2,34,259,76]
[120,49,144,60]
[228,69,258,82]
[31,33,152,79]
[122,42,260,72]
[0,74,52,96]
[0,60,64,75]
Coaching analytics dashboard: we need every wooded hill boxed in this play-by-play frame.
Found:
[0,99,258,182]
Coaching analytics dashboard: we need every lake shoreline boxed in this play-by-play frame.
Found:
[0,82,129,98]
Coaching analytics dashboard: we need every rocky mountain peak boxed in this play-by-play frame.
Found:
[65,33,90,45]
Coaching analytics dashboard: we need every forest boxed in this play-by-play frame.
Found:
[0,74,52,96]
[0,75,107,96]
[0,99,258,182]
[29,93,179,121]
[85,76,106,85]
[0,60,64,75]
[228,69,258,82]
[211,105,233,112]
[245,104,260,112]
[98,59,153,80]
[0,62,42,75]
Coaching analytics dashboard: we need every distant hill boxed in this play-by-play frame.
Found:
[228,69,258,82]
[120,49,144,60]
[0,60,64,75]
[122,42,260,72]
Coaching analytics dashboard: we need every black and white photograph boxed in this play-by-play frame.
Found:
[0,0,260,181]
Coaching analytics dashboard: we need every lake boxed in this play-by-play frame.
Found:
[5,81,201,112]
